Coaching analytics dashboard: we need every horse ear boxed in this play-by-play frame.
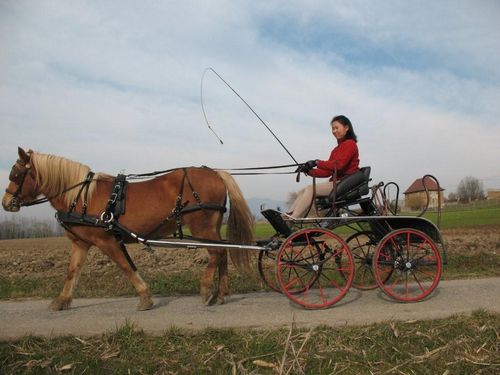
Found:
[18,147,30,162]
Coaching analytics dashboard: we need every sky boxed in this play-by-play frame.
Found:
[1,0,500,219]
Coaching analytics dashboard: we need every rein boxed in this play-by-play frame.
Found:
[124,163,303,180]
[21,179,93,207]
[17,162,305,208]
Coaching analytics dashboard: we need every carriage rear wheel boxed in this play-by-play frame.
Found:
[276,228,354,309]
[373,228,442,302]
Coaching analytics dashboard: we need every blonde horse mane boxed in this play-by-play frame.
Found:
[31,152,101,206]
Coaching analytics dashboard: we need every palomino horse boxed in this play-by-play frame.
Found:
[2,147,254,310]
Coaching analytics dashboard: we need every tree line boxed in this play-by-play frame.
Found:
[0,217,64,240]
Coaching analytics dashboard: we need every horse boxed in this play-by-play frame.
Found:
[2,147,255,311]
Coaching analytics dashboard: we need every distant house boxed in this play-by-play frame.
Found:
[487,189,500,200]
[404,178,445,210]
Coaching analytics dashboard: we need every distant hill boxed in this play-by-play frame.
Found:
[246,197,288,220]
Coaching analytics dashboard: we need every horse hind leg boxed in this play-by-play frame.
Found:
[217,249,229,304]
[198,248,231,306]
[200,248,222,305]
[193,214,229,305]
[199,247,230,306]
[49,240,90,311]
[95,237,153,311]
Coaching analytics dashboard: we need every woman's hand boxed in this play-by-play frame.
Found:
[302,160,317,172]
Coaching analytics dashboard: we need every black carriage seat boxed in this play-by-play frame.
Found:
[316,166,372,210]
[333,166,371,202]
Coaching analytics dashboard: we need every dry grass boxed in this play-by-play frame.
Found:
[1,310,498,374]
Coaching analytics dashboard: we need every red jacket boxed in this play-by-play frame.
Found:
[308,138,359,180]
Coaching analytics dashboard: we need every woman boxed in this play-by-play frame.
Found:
[288,115,360,218]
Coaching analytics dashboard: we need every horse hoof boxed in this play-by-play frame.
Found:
[204,293,217,306]
[49,297,72,311]
[137,297,154,311]
[205,294,215,306]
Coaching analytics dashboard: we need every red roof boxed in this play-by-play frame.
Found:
[404,178,445,194]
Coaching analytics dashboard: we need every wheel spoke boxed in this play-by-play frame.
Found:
[411,270,426,293]
[413,267,438,278]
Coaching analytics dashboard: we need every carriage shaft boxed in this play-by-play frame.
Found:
[142,239,267,251]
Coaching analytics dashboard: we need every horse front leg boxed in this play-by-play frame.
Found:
[49,240,89,311]
[95,238,153,311]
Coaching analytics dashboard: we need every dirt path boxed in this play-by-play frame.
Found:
[1,277,499,339]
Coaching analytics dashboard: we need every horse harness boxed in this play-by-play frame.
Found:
[55,168,226,271]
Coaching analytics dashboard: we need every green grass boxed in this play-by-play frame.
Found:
[444,252,500,279]
[0,277,61,299]
[1,310,498,374]
[423,207,500,229]
[0,272,267,300]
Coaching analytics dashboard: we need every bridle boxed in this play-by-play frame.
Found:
[4,156,34,209]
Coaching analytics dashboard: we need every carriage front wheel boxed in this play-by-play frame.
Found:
[373,228,442,302]
[276,228,354,309]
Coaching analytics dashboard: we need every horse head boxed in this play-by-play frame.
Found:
[2,147,40,212]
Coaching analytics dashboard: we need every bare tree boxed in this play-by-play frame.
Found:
[0,217,63,239]
[456,176,485,203]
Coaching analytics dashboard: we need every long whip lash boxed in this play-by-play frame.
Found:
[200,67,298,164]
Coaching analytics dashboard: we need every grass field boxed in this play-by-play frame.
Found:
[1,310,498,374]
[423,207,500,229]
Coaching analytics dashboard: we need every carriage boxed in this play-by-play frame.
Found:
[256,167,447,309]
[3,148,446,311]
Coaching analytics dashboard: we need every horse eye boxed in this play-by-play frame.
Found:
[9,168,21,183]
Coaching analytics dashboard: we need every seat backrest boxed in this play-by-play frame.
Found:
[332,166,371,203]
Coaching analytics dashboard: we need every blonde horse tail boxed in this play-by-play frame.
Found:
[216,170,255,274]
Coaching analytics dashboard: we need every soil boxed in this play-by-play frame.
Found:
[0,225,499,281]
[0,237,210,281]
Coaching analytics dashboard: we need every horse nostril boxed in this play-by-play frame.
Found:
[2,196,19,212]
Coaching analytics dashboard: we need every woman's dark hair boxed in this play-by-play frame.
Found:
[331,115,358,142]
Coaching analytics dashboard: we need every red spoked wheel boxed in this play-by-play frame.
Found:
[345,231,385,290]
[276,228,354,309]
[258,249,281,293]
[373,228,442,302]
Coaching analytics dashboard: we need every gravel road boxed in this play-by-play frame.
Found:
[1,277,499,340]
